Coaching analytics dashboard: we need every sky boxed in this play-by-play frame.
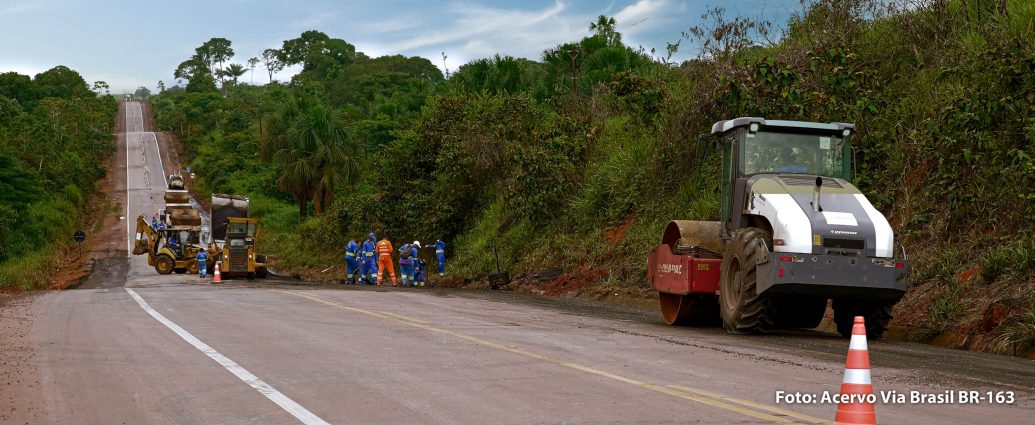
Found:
[0,0,803,93]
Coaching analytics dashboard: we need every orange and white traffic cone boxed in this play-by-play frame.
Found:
[213,262,222,284]
[834,316,876,425]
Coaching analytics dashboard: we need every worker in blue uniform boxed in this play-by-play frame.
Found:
[435,239,446,277]
[398,242,413,286]
[195,249,208,278]
[345,238,360,284]
[410,241,422,286]
[361,233,378,285]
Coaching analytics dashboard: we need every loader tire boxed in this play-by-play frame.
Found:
[659,293,720,326]
[187,260,199,275]
[155,255,175,275]
[833,299,894,339]
[773,295,827,329]
[719,228,777,334]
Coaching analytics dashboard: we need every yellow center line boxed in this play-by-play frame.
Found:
[379,311,429,324]
[279,289,808,424]
[669,385,831,424]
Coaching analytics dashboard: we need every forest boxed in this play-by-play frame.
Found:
[0,66,117,288]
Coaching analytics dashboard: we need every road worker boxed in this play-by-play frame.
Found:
[361,233,378,285]
[196,249,208,278]
[168,235,179,253]
[411,241,422,286]
[151,216,158,230]
[415,256,428,287]
[398,241,414,286]
[435,239,446,277]
[376,237,397,286]
[345,238,360,284]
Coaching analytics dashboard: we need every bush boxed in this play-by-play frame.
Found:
[980,238,1035,283]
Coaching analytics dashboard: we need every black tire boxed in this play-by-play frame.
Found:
[659,293,720,326]
[833,299,894,339]
[719,228,777,334]
[773,295,827,329]
[187,260,199,275]
[155,255,175,275]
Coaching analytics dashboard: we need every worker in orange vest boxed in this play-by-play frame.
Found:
[376,237,397,286]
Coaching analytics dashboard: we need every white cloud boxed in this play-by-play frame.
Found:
[614,0,670,29]
[388,1,590,62]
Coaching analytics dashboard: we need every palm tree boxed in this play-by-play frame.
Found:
[589,15,621,46]
[261,95,360,219]
[215,63,248,97]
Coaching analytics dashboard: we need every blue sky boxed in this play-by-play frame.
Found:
[0,0,802,93]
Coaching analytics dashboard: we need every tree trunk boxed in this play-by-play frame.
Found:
[313,185,333,215]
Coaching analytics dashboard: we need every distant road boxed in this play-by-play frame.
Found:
[0,102,1033,424]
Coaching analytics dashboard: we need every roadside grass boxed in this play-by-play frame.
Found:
[0,247,61,290]
[911,246,968,286]
[980,237,1035,283]
[992,300,1035,355]
[928,279,971,331]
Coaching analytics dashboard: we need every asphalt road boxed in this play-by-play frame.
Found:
[2,102,1034,424]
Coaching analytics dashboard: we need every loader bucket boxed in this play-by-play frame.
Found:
[132,216,152,255]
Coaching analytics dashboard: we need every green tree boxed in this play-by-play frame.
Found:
[34,66,93,99]
[262,48,285,83]
[451,55,542,95]
[175,57,217,93]
[196,37,234,87]
[221,63,247,87]
[0,95,22,125]
[0,152,43,210]
[261,95,360,218]
[280,30,357,82]
[589,15,621,46]
[92,80,110,95]
[134,86,152,99]
[0,72,38,107]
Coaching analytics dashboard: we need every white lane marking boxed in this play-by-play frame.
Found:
[150,132,167,188]
[125,288,330,425]
[125,102,132,257]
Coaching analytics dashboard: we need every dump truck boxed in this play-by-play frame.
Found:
[211,194,267,279]
[646,118,909,338]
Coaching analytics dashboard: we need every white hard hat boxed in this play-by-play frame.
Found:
[413,241,421,248]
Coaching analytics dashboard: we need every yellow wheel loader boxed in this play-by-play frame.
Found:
[133,216,216,275]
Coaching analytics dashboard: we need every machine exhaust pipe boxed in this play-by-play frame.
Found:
[812,177,823,212]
